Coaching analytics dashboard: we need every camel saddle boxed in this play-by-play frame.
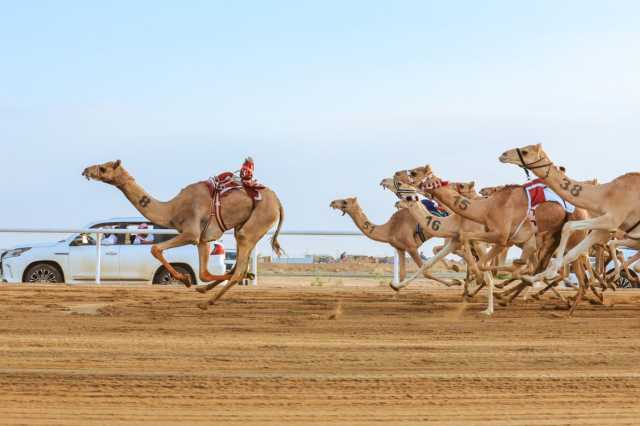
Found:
[523,178,575,214]
[201,167,266,232]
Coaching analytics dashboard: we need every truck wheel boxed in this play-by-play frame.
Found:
[153,265,194,285]
[24,263,63,283]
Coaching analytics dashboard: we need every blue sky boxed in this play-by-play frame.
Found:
[1,1,639,257]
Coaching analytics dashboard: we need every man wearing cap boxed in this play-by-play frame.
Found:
[133,223,154,245]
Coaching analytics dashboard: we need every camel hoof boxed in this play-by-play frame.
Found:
[197,302,208,310]
[389,282,400,292]
[481,308,494,316]
[195,286,208,294]
[179,274,192,288]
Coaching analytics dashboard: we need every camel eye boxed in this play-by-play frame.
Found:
[521,150,528,155]
[410,171,417,177]
[99,167,106,173]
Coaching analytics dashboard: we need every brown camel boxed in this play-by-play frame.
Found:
[82,160,284,308]
[329,197,462,287]
[499,144,640,284]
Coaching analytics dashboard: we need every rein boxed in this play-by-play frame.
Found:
[392,175,419,201]
[516,148,554,179]
[627,219,640,235]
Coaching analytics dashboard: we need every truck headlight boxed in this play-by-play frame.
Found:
[3,248,31,259]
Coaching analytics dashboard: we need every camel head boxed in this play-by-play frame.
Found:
[499,143,551,169]
[451,181,477,198]
[82,160,129,186]
[417,171,446,193]
[379,177,396,192]
[394,198,424,211]
[380,176,420,201]
[330,197,359,216]
[479,185,504,197]
[392,164,432,186]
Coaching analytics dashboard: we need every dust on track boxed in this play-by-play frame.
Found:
[1,278,640,425]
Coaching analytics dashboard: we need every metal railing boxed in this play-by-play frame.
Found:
[0,228,400,285]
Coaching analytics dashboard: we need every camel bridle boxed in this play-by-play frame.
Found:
[392,174,420,201]
[515,148,554,179]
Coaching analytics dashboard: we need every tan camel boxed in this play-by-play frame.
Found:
[329,197,462,287]
[82,160,284,308]
[499,144,640,285]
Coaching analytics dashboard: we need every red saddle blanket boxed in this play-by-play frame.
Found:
[203,171,265,201]
[523,178,546,209]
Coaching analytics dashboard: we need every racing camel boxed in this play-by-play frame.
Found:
[499,144,640,282]
[330,197,464,287]
[82,159,284,308]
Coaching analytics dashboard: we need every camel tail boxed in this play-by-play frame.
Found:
[271,197,285,257]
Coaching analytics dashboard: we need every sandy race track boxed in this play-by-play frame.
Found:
[1,278,640,425]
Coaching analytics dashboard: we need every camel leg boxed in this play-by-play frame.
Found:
[526,229,611,283]
[408,250,462,287]
[505,281,529,305]
[398,249,406,282]
[543,215,618,280]
[392,240,457,290]
[476,244,508,276]
[460,237,483,282]
[197,241,233,282]
[496,278,522,297]
[199,209,275,309]
[433,244,454,270]
[482,271,495,315]
[568,255,590,316]
[150,231,199,287]
[199,241,253,309]
[606,239,640,282]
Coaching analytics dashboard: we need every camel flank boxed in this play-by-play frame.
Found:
[329,197,462,288]
[82,159,284,309]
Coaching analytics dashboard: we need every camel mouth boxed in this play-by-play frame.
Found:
[329,201,347,215]
[379,178,394,191]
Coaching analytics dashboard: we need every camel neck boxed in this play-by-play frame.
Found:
[116,179,173,227]
[431,186,492,225]
[346,205,391,243]
[534,162,603,214]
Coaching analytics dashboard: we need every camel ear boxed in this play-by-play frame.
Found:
[469,181,475,189]
[533,144,542,152]
[114,160,121,168]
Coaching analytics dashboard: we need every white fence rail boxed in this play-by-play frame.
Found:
[0,228,400,285]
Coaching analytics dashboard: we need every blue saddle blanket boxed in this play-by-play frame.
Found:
[421,199,449,217]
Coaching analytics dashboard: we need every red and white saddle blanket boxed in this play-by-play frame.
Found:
[201,158,266,232]
[523,178,575,213]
